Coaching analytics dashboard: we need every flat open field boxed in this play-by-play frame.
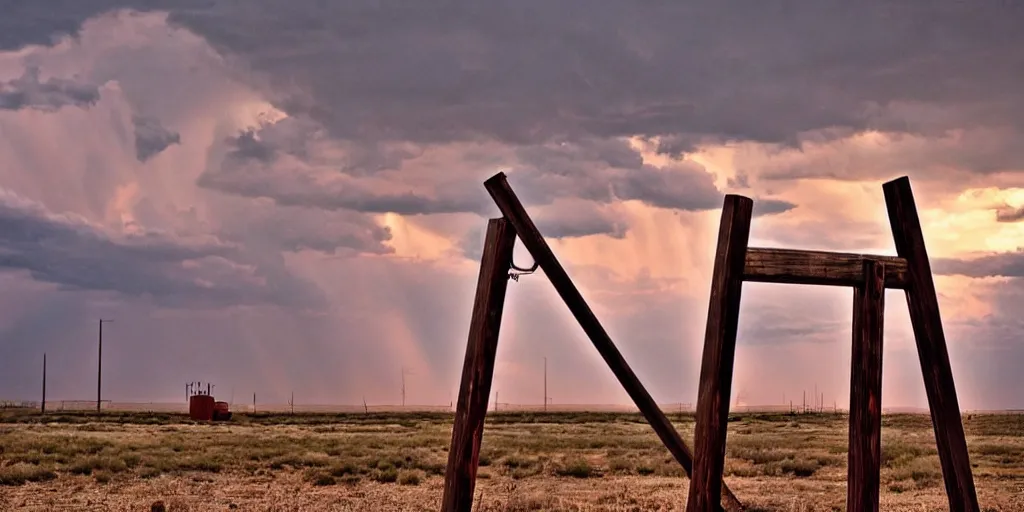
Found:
[0,411,1022,511]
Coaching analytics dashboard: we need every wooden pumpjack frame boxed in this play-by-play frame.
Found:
[685,176,979,512]
[441,172,745,512]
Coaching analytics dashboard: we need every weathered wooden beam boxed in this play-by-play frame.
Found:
[882,176,979,512]
[743,248,908,289]
[441,218,517,512]
[483,172,744,512]
[847,260,885,512]
[687,195,753,512]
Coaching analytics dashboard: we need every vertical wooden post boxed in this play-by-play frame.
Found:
[848,260,885,512]
[41,353,46,414]
[441,218,516,512]
[484,172,743,512]
[882,176,979,512]
[686,194,753,512]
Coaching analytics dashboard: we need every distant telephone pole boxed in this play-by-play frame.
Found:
[543,357,547,412]
[97,319,113,413]
[401,367,407,407]
[41,353,46,414]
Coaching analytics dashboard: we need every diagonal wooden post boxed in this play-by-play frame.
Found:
[484,172,743,512]
[441,218,517,512]
[686,195,753,512]
[882,177,979,512]
[847,260,885,512]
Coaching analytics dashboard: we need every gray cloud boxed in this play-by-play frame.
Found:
[995,205,1024,223]
[0,1,187,51]
[507,138,723,211]
[0,67,99,111]
[0,187,317,309]
[933,251,1024,278]
[199,122,726,220]
[199,131,491,216]
[132,115,180,161]
[749,128,1024,186]
[214,203,395,256]
[753,199,797,218]
[154,2,1024,149]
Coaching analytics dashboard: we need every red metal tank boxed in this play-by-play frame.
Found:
[212,401,232,421]
[189,395,215,421]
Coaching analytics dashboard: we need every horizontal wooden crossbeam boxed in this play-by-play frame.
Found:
[743,248,909,289]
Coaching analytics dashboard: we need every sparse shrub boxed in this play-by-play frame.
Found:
[314,473,336,486]
[94,470,112,484]
[0,463,56,485]
[68,455,127,475]
[329,462,359,477]
[607,457,632,473]
[372,467,398,483]
[890,456,941,488]
[882,440,933,467]
[398,469,423,485]
[502,454,535,469]
[780,458,819,477]
[177,456,221,473]
[555,458,597,478]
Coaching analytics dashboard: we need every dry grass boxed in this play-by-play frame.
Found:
[0,410,1021,510]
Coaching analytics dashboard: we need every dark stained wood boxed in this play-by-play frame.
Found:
[483,172,744,512]
[744,248,908,289]
[441,218,517,512]
[882,176,980,512]
[686,195,754,512]
[848,260,885,512]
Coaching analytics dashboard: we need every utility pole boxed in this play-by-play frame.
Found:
[253,392,256,413]
[97,319,113,413]
[290,391,294,415]
[494,390,498,412]
[401,367,406,408]
[543,357,547,412]
[41,353,46,414]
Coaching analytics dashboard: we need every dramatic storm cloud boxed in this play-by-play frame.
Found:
[132,115,180,161]
[0,67,99,111]
[0,2,1022,411]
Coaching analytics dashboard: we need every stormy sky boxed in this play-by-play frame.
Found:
[1,2,1022,410]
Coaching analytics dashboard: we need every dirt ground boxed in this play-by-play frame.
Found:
[1,411,1021,511]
